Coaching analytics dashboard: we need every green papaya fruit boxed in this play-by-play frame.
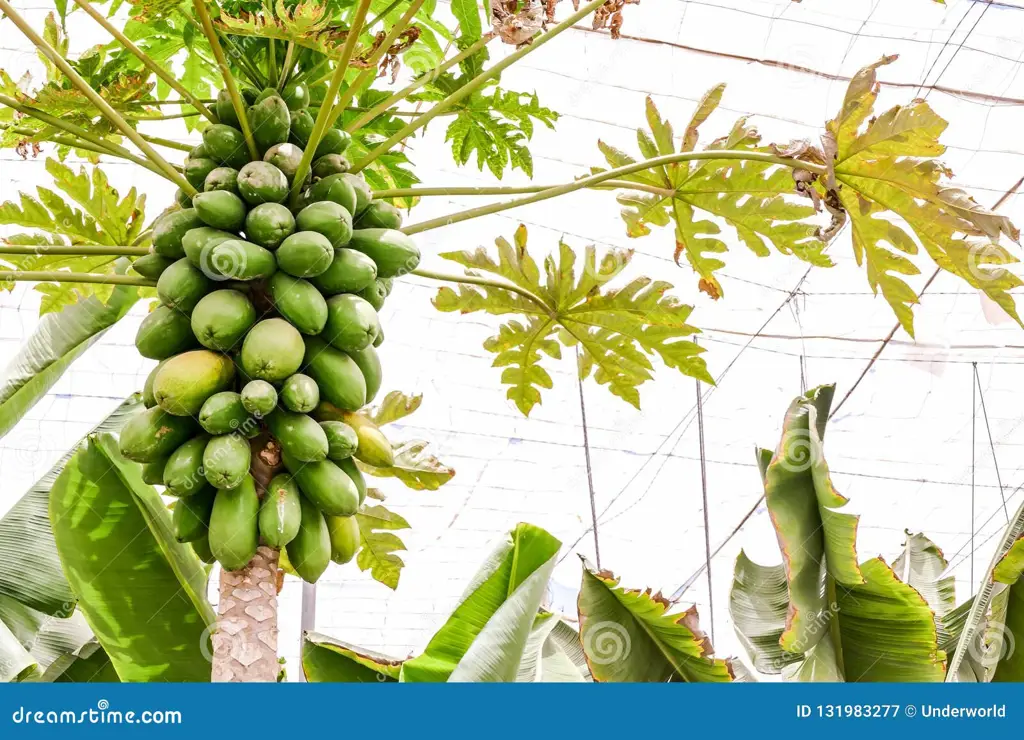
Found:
[203,123,249,169]
[266,409,328,462]
[326,514,360,564]
[303,336,367,411]
[173,486,216,543]
[237,161,289,205]
[316,128,351,159]
[182,227,236,267]
[175,188,193,208]
[254,88,277,104]
[276,231,334,278]
[311,153,349,179]
[209,476,260,570]
[241,87,259,105]
[356,278,388,311]
[259,474,302,548]
[250,95,291,151]
[310,248,377,295]
[336,410,394,468]
[322,294,380,352]
[153,208,204,259]
[355,200,403,230]
[204,166,240,194]
[191,531,216,563]
[241,318,305,382]
[156,258,211,313]
[379,276,394,296]
[244,202,295,249]
[348,228,420,278]
[241,379,278,417]
[280,374,320,413]
[267,272,327,335]
[185,157,219,190]
[141,359,167,408]
[282,450,360,517]
[286,493,331,583]
[119,406,198,463]
[336,456,366,504]
[281,82,309,111]
[295,200,352,248]
[373,326,384,348]
[341,173,371,215]
[203,433,251,489]
[193,190,247,232]
[141,457,168,485]
[153,350,235,417]
[189,143,209,160]
[215,89,240,128]
[135,305,195,359]
[264,142,305,182]
[307,173,357,214]
[289,109,315,147]
[199,391,256,435]
[191,289,256,351]
[319,420,358,461]
[207,239,277,280]
[347,344,382,403]
[132,252,175,280]
[163,435,210,496]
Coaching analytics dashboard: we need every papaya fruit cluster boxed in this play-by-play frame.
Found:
[124,84,418,583]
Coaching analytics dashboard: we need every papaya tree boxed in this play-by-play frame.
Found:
[0,0,1018,683]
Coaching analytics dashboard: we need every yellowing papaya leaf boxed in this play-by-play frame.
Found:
[593,92,824,298]
[432,224,711,416]
[366,390,423,427]
[354,504,410,590]
[823,56,1022,337]
[214,0,348,58]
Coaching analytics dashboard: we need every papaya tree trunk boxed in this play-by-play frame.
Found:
[211,435,283,682]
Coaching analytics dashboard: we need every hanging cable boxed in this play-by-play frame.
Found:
[576,347,601,569]
[974,363,1010,524]
[695,374,714,643]
[972,362,977,585]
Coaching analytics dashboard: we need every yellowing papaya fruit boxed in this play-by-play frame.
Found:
[326,514,360,564]
[153,350,235,417]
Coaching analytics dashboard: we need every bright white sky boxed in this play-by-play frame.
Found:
[2,0,1024,677]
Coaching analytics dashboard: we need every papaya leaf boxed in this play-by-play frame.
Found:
[213,0,349,58]
[594,92,824,299]
[433,224,711,416]
[577,559,733,682]
[820,56,1021,337]
[359,440,455,491]
[0,159,146,310]
[302,631,402,682]
[366,390,423,426]
[354,503,411,590]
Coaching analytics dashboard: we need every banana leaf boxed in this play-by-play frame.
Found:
[49,433,214,681]
[302,632,402,682]
[400,523,561,682]
[578,560,733,682]
[0,283,138,440]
